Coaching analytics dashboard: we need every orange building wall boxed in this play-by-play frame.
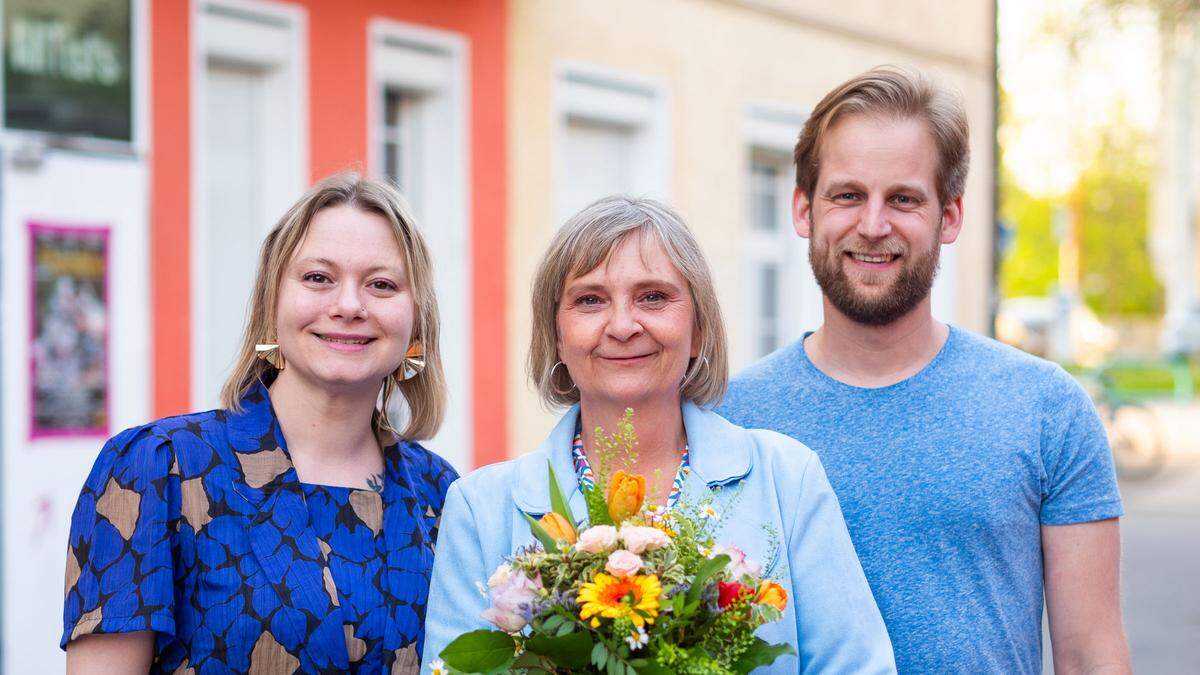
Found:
[150,0,508,465]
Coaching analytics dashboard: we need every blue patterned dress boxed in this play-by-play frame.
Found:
[61,381,458,673]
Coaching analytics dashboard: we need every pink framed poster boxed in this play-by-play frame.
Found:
[28,222,111,439]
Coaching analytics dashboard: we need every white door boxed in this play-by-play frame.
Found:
[0,153,151,674]
[193,1,306,409]
[200,63,264,404]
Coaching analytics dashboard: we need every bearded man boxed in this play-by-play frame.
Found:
[719,67,1131,674]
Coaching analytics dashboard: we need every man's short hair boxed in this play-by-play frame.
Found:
[794,66,970,206]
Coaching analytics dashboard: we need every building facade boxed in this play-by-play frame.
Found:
[505,0,997,454]
[0,0,506,669]
[0,0,993,667]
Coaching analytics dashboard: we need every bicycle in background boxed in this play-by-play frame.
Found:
[1077,364,1169,481]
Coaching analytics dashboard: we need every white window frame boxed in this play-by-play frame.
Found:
[190,0,308,408]
[367,19,471,471]
[553,63,670,226]
[740,104,820,366]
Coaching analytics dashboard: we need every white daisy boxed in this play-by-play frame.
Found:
[429,659,449,675]
[624,626,649,651]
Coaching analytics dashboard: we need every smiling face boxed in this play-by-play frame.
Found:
[556,232,699,411]
[274,204,414,395]
[794,113,963,326]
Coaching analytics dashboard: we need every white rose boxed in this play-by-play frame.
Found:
[576,525,619,553]
[619,525,671,554]
[605,549,645,577]
[710,544,762,580]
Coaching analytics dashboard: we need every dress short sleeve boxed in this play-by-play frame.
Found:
[62,424,180,648]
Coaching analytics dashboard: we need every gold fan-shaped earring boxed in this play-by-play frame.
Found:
[255,341,285,370]
[400,342,425,380]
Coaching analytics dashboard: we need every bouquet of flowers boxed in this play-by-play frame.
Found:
[432,412,795,674]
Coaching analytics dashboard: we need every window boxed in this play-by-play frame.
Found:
[369,20,470,470]
[930,220,959,322]
[381,88,421,199]
[740,106,821,366]
[555,65,669,225]
[742,148,795,360]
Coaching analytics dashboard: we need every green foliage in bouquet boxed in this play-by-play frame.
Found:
[432,412,795,675]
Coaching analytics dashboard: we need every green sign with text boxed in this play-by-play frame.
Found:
[3,0,132,142]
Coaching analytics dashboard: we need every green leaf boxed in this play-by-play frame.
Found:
[731,638,797,673]
[685,554,730,607]
[440,630,517,672]
[555,620,576,636]
[525,632,593,669]
[523,512,560,553]
[584,484,615,527]
[509,651,551,672]
[671,592,685,616]
[630,660,673,675]
[546,461,578,529]
[540,614,564,633]
[591,641,609,669]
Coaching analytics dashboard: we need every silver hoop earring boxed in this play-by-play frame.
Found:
[550,360,577,396]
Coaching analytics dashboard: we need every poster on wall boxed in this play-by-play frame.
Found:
[29,222,110,438]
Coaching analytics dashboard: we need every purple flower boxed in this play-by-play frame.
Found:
[480,564,543,633]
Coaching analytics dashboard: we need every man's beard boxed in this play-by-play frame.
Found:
[808,221,942,327]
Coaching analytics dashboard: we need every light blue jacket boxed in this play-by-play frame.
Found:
[423,403,896,673]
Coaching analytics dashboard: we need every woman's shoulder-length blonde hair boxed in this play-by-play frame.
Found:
[219,172,446,440]
[529,195,728,409]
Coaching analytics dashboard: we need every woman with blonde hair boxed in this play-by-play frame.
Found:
[423,196,895,673]
[62,173,456,674]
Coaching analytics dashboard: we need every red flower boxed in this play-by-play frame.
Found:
[717,581,753,609]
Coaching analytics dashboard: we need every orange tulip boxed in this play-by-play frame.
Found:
[538,511,578,544]
[607,470,645,524]
[754,581,788,612]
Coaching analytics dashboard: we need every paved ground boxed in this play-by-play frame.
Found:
[1045,402,1200,672]
[1117,455,1200,672]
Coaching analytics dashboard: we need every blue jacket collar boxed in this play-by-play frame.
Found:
[512,402,753,515]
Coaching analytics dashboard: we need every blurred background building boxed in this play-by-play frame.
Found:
[504,0,996,457]
[0,3,994,666]
[1,0,1195,671]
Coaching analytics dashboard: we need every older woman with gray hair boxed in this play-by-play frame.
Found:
[423,196,895,673]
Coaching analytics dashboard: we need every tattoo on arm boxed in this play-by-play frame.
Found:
[367,472,384,494]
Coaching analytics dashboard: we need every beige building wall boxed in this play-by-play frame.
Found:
[506,0,996,456]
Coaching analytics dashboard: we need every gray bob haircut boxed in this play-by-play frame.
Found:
[529,195,728,408]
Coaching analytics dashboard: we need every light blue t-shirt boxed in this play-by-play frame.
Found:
[718,326,1123,674]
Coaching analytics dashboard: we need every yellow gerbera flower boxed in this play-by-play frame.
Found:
[577,573,662,628]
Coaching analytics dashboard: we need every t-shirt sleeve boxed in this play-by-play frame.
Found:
[62,425,179,649]
[1039,369,1124,525]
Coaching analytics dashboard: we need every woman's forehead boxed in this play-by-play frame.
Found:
[567,229,676,282]
[292,205,407,269]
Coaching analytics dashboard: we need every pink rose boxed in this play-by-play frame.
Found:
[576,525,619,553]
[619,525,670,554]
[710,544,762,580]
[605,550,644,577]
[480,563,542,632]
